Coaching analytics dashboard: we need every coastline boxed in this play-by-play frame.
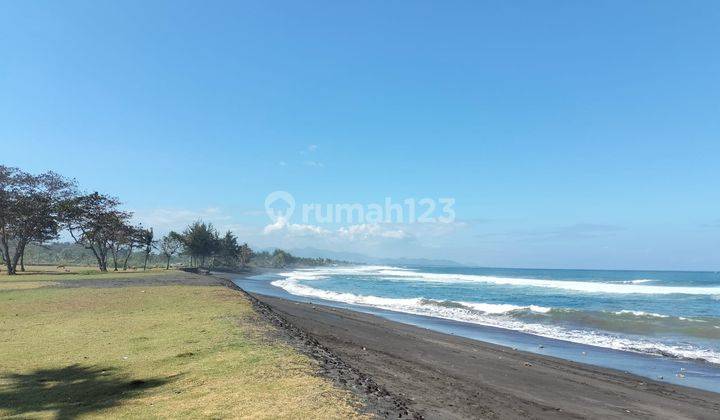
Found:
[233,267,720,393]
[214,272,418,419]
[232,278,720,418]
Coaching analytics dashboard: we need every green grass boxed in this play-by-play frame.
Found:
[0,266,177,288]
[0,275,366,418]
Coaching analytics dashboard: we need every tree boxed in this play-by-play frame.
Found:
[272,249,294,268]
[180,221,219,268]
[238,243,253,268]
[61,192,132,272]
[214,231,240,268]
[139,227,156,271]
[19,246,25,272]
[159,231,182,269]
[107,214,133,271]
[121,225,144,270]
[0,166,75,275]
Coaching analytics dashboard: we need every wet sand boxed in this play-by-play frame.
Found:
[253,293,720,419]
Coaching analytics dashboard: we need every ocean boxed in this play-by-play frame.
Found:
[232,265,720,392]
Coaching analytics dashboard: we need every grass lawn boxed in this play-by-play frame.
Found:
[0,265,173,284]
[0,271,366,418]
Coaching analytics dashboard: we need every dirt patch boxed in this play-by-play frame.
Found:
[0,281,59,290]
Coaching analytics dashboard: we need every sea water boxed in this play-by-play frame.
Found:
[232,265,720,392]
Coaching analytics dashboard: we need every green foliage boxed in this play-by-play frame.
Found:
[1,165,344,273]
[238,243,253,267]
[250,249,341,268]
[159,232,183,269]
[139,227,156,270]
[0,166,76,274]
[214,231,240,269]
[179,221,220,268]
[62,192,139,272]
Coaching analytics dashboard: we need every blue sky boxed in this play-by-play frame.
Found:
[2,1,719,270]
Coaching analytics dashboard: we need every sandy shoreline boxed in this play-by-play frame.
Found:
[250,291,720,419]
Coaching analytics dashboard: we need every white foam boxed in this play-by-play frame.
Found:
[613,310,669,318]
[678,317,707,323]
[623,279,653,284]
[460,301,551,314]
[271,272,720,364]
[277,265,406,282]
[374,269,720,295]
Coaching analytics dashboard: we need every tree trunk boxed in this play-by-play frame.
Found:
[0,236,14,275]
[4,257,14,275]
[123,245,133,270]
[9,241,25,275]
[143,249,149,271]
[166,254,171,270]
[110,247,118,271]
[101,248,108,272]
[95,245,108,272]
[19,249,25,272]
[84,243,105,272]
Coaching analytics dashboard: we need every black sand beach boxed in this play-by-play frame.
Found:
[252,292,720,419]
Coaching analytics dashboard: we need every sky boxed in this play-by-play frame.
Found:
[1,1,719,270]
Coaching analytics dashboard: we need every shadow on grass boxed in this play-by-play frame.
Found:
[0,364,168,419]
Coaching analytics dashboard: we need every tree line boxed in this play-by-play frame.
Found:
[1,165,343,275]
[0,165,256,274]
[161,221,253,270]
[154,222,338,270]
[0,166,161,274]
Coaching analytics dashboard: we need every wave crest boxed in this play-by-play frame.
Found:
[271,270,720,364]
[376,269,720,295]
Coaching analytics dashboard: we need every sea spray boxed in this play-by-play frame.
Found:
[271,266,720,364]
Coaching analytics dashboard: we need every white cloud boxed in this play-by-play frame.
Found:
[263,217,330,237]
[262,220,411,242]
[337,224,410,241]
[131,207,260,239]
[297,145,323,165]
[132,207,230,231]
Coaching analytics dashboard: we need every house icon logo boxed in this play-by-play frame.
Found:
[265,191,296,222]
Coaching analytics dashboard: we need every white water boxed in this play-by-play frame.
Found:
[375,269,720,295]
[271,266,720,364]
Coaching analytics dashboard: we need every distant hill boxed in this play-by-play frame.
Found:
[288,247,466,268]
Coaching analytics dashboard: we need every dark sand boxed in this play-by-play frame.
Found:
[253,293,720,420]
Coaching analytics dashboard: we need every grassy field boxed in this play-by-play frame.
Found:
[0,265,172,283]
[0,270,366,418]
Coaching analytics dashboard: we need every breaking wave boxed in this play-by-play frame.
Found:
[271,267,720,364]
[373,269,720,295]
